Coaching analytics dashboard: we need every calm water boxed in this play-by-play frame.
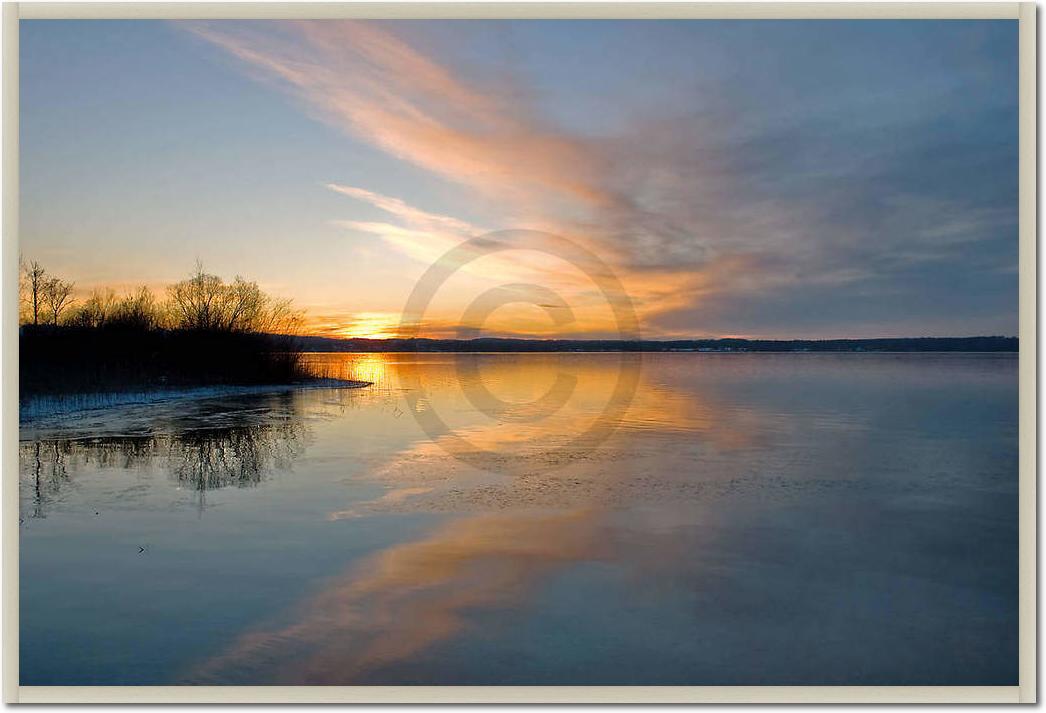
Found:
[20,353,1018,685]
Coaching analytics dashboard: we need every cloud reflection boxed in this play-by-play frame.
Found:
[189,353,780,682]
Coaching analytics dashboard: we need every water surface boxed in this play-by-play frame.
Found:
[20,353,1018,685]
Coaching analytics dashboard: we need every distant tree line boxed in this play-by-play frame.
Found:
[293,335,1019,353]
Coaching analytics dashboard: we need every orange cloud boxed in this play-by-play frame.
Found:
[188,21,617,208]
[184,21,796,338]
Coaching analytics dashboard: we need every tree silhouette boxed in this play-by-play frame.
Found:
[166,261,302,333]
[42,277,75,325]
[22,260,47,326]
[68,287,117,328]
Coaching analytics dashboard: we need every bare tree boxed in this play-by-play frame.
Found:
[222,277,265,332]
[68,288,117,328]
[166,262,300,334]
[167,261,225,331]
[263,297,303,336]
[42,277,75,325]
[111,286,159,330]
[22,261,47,326]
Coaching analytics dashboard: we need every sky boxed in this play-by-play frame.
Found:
[20,19,1018,339]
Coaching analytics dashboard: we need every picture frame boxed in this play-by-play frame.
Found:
[3,2,1036,703]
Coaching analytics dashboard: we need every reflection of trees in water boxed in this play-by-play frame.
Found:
[19,397,309,520]
[21,441,71,520]
[168,419,305,492]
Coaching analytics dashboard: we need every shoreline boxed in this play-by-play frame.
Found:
[19,377,371,430]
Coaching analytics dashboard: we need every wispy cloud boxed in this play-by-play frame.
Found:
[326,183,477,235]
[185,20,1018,338]
[188,22,616,209]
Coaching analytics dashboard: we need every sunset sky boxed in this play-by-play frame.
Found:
[21,19,1018,339]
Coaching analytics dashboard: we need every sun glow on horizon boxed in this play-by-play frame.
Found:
[327,312,403,340]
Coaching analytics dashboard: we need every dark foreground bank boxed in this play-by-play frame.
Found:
[20,325,312,402]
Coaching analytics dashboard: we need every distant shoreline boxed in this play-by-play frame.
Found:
[307,350,1018,355]
[295,336,1018,353]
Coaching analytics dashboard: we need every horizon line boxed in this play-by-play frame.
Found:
[294,334,1019,342]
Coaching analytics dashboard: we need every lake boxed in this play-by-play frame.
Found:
[19,352,1018,685]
